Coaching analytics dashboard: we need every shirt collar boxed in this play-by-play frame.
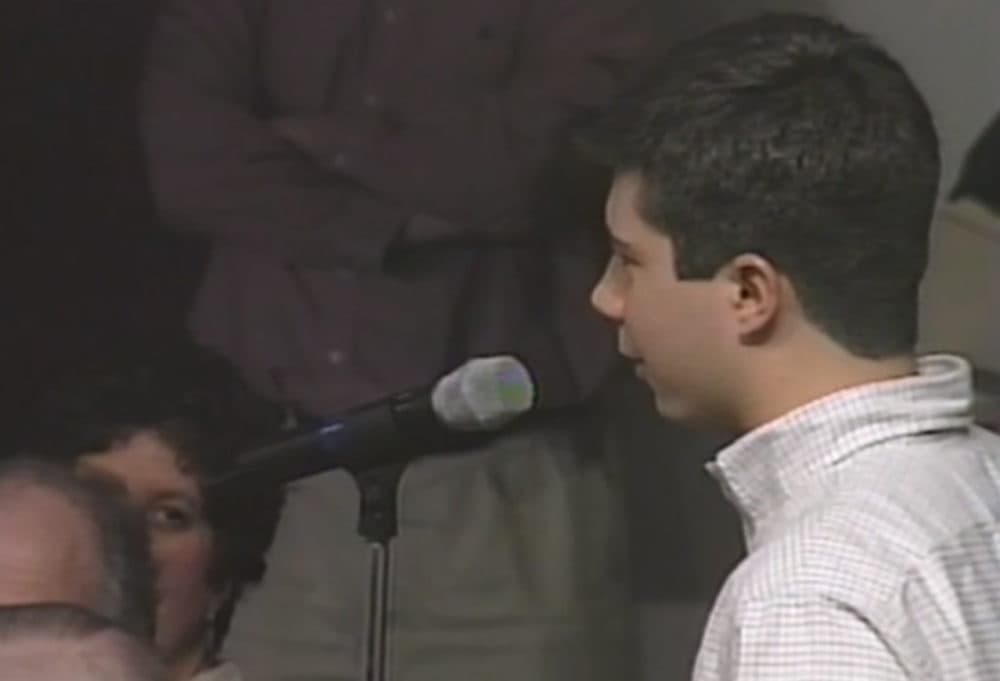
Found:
[706,355,975,546]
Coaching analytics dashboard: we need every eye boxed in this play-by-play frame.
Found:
[618,250,641,268]
[608,253,637,283]
[148,504,198,533]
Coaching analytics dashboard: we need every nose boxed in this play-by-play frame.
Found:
[591,265,623,322]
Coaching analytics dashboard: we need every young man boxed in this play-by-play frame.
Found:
[585,13,1000,680]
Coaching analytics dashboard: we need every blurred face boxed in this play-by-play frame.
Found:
[78,432,220,672]
[591,172,735,426]
[0,487,104,611]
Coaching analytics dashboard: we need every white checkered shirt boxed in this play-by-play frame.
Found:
[692,355,1000,680]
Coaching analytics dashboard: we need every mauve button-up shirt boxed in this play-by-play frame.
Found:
[141,0,658,416]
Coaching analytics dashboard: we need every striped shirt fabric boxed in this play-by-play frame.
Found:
[692,355,1000,680]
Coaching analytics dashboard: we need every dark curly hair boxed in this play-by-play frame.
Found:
[19,339,286,652]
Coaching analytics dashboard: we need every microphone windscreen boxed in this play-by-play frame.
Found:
[430,356,536,431]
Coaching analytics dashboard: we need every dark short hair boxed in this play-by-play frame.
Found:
[20,340,286,652]
[0,603,163,681]
[579,13,940,358]
[0,458,156,640]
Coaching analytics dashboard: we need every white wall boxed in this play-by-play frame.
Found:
[829,0,1000,190]
[658,0,1000,189]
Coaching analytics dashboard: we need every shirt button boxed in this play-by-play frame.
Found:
[333,152,349,170]
[363,93,380,109]
[327,350,347,365]
[383,8,398,23]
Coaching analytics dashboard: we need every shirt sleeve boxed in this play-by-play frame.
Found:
[139,0,409,270]
[720,597,908,681]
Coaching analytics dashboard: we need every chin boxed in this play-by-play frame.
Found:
[637,372,705,426]
[652,392,694,424]
[653,389,723,431]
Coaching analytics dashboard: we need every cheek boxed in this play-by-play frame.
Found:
[151,531,217,646]
[153,532,213,591]
[621,284,673,348]
[625,287,717,377]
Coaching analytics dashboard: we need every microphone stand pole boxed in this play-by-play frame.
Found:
[351,463,405,681]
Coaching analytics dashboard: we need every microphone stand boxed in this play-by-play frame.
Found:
[222,386,507,681]
[211,359,533,681]
[351,463,405,681]
[347,432,489,681]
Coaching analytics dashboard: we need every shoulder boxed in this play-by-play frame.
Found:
[729,441,1000,617]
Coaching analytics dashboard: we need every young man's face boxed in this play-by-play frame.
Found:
[591,172,735,427]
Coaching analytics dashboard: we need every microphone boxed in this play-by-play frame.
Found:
[209,356,536,488]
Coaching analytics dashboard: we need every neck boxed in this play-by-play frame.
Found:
[735,343,917,434]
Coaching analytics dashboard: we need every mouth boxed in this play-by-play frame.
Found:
[617,340,644,377]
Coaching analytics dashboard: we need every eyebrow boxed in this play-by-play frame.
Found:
[146,490,199,506]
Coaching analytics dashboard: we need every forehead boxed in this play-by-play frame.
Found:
[81,432,188,483]
[79,431,199,499]
[605,171,678,256]
[606,172,655,238]
[0,485,94,540]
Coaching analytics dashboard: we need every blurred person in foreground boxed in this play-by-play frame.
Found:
[0,457,155,639]
[0,603,164,681]
[583,12,1000,680]
[24,341,286,681]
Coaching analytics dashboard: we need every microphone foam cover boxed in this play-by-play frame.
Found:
[430,356,536,431]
